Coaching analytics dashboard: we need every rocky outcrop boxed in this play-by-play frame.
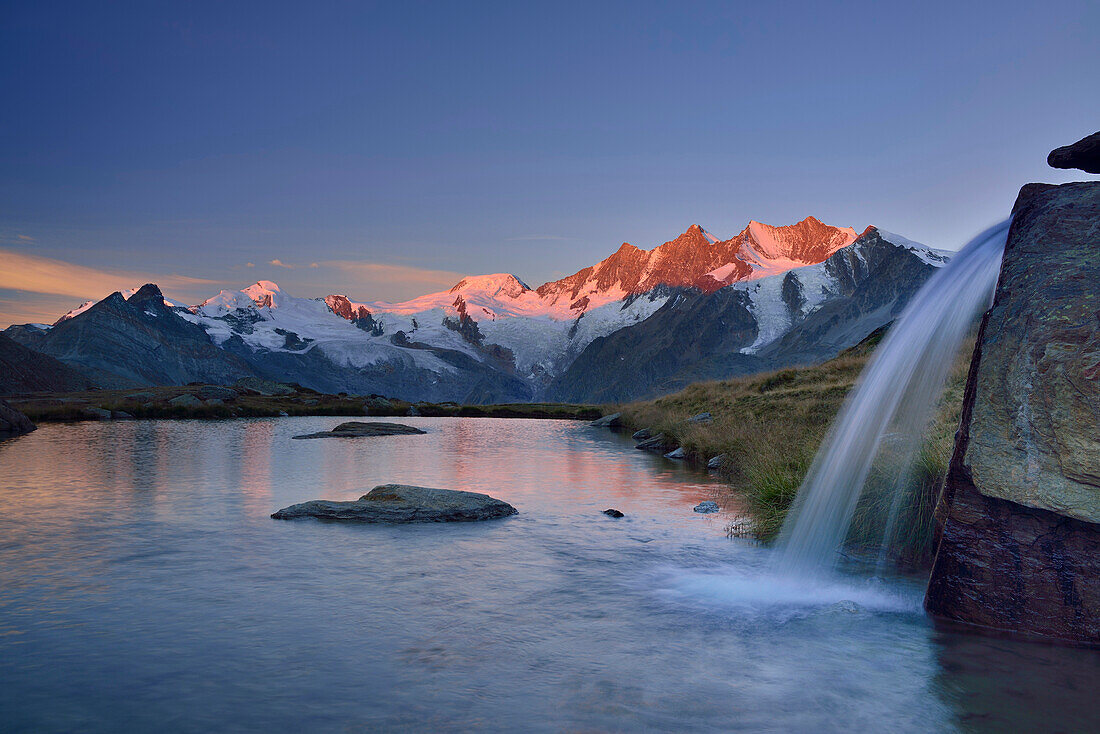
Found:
[925,181,1100,644]
[0,398,36,435]
[271,484,517,523]
[292,421,426,439]
[1047,130,1100,174]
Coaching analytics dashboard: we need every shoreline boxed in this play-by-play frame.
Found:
[3,384,601,424]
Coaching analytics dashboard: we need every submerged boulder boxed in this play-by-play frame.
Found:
[925,181,1100,644]
[272,484,517,523]
[694,501,720,514]
[0,399,36,436]
[292,421,426,439]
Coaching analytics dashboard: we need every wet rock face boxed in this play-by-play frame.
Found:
[926,181,1100,644]
[1047,130,1100,174]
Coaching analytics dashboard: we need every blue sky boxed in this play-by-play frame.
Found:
[2,0,1098,324]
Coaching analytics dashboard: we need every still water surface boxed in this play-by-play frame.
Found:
[0,417,1097,732]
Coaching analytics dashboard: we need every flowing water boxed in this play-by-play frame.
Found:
[776,220,1012,575]
[1,416,1097,732]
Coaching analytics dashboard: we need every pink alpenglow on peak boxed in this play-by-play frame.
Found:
[320,218,863,326]
[199,281,285,313]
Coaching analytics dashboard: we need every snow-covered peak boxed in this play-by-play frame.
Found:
[199,281,285,313]
[448,273,531,299]
[875,228,952,266]
[242,280,283,308]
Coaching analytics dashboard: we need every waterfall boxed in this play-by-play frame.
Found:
[775,219,1011,577]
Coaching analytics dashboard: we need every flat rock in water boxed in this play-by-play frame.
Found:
[603,508,625,518]
[694,501,720,514]
[631,428,652,441]
[272,484,517,523]
[292,421,426,439]
[664,447,686,459]
[707,454,727,470]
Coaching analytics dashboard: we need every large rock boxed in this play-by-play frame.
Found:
[292,421,426,439]
[589,412,622,428]
[0,399,36,435]
[271,484,517,523]
[1047,130,1100,174]
[925,181,1100,644]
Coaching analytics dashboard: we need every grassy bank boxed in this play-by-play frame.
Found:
[613,330,971,567]
[5,385,600,423]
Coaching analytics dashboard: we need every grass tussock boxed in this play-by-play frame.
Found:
[615,328,974,567]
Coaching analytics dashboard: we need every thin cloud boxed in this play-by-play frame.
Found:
[268,259,292,268]
[314,260,467,301]
[0,247,222,325]
[246,262,256,268]
[16,234,34,242]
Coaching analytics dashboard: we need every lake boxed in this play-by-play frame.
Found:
[1,417,1097,732]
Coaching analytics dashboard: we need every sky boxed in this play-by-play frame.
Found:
[1,0,1098,326]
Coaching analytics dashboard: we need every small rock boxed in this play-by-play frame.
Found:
[826,600,862,614]
[292,421,427,439]
[603,508,625,518]
[277,411,289,417]
[111,411,135,420]
[686,412,712,424]
[407,405,421,417]
[664,447,686,459]
[83,406,112,420]
[635,433,667,452]
[694,500,720,514]
[364,396,394,413]
[169,394,203,408]
[707,454,727,470]
[1047,130,1100,174]
[589,412,622,428]
[0,399,36,436]
[631,428,652,441]
[234,377,296,396]
[124,391,156,402]
[272,484,517,523]
[196,385,238,402]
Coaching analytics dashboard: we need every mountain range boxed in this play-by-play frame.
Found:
[3,217,949,403]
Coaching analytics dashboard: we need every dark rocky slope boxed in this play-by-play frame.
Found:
[925,181,1100,644]
[0,333,95,394]
[7,284,257,388]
